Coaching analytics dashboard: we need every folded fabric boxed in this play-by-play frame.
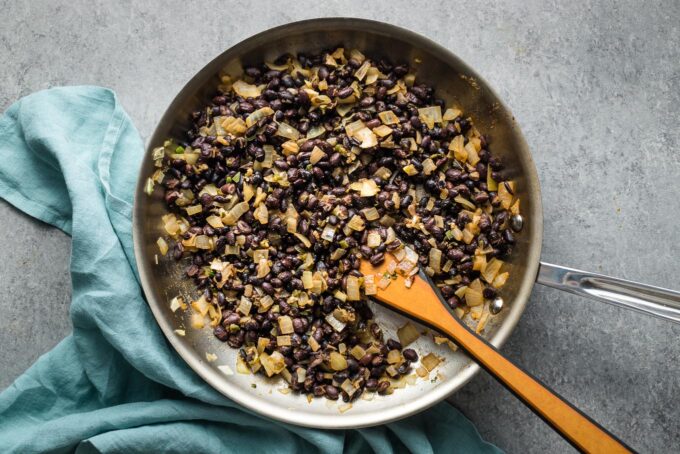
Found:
[0,86,501,454]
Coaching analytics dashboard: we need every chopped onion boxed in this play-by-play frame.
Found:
[221,116,247,136]
[465,141,480,166]
[510,199,520,216]
[373,124,393,137]
[190,313,206,329]
[293,232,311,248]
[380,215,396,227]
[465,279,484,307]
[260,351,286,376]
[329,351,348,371]
[276,335,292,346]
[346,275,361,301]
[493,272,509,288]
[296,368,307,384]
[237,296,252,315]
[349,48,366,63]
[222,201,249,225]
[354,60,371,80]
[302,270,314,289]
[276,122,301,140]
[253,203,269,224]
[350,345,366,360]
[363,274,377,295]
[258,295,274,312]
[428,248,442,273]
[377,274,392,290]
[185,204,202,216]
[174,329,186,337]
[232,80,262,98]
[361,207,380,221]
[245,106,274,127]
[418,106,442,129]
[454,286,468,298]
[308,335,321,352]
[482,258,503,283]
[422,158,437,175]
[355,127,378,148]
[235,355,251,374]
[265,60,289,71]
[397,322,420,346]
[169,295,184,312]
[373,166,392,180]
[349,178,379,197]
[206,215,224,228]
[321,225,336,242]
[205,352,218,362]
[252,249,269,263]
[385,365,398,377]
[402,164,418,176]
[452,195,475,211]
[498,181,515,210]
[347,215,366,231]
[256,258,270,278]
[310,146,326,165]
[261,145,274,168]
[387,260,398,274]
[473,254,487,273]
[449,135,467,162]
[163,214,181,236]
[311,94,332,106]
[333,291,347,304]
[366,231,381,248]
[443,107,462,121]
[387,349,402,364]
[194,235,212,250]
[157,237,168,256]
[281,140,299,155]
[421,353,441,372]
[326,312,347,332]
[306,125,326,139]
[366,67,380,84]
[144,177,154,195]
[336,104,353,117]
[217,364,234,376]
[378,110,400,125]
[345,119,366,137]
[340,379,357,398]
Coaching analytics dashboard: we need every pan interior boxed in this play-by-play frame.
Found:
[133,18,543,429]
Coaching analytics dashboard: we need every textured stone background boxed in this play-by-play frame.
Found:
[1,1,679,452]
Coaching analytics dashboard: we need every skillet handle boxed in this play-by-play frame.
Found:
[537,262,680,323]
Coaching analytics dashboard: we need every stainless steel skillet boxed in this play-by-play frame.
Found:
[132,17,680,429]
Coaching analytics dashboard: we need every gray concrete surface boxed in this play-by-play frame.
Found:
[1,1,679,452]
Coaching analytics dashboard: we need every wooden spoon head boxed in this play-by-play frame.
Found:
[359,256,451,325]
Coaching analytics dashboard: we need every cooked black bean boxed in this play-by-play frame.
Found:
[152,47,520,403]
[402,348,418,362]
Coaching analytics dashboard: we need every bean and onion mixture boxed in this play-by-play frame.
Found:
[148,48,521,403]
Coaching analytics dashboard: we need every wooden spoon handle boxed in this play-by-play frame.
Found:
[422,296,632,453]
[360,259,631,452]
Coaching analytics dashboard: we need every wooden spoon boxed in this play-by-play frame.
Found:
[360,258,631,453]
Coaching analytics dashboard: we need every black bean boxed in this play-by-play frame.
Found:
[402,348,418,362]
[325,385,339,400]
[155,49,520,403]
[337,86,354,98]
[386,339,402,350]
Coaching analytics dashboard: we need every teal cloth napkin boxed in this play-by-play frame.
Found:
[0,86,501,454]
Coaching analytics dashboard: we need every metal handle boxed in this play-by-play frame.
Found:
[537,262,680,323]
